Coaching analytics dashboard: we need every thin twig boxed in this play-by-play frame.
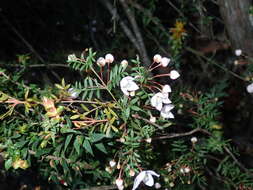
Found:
[0,62,69,68]
[119,0,150,67]
[185,47,246,81]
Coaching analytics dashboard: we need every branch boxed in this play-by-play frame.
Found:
[78,185,117,190]
[119,0,150,67]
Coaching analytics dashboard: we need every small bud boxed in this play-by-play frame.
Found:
[145,138,152,143]
[109,160,116,167]
[170,70,180,80]
[149,116,156,123]
[68,88,79,99]
[161,57,171,67]
[115,178,123,188]
[162,84,172,93]
[153,54,162,63]
[117,162,121,169]
[129,91,135,97]
[191,137,198,144]
[105,166,112,173]
[246,83,253,93]
[184,167,191,173]
[121,60,128,67]
[68,54,77,62]
[105,54,114,63]
[97,57,106,67]
[129,169,135,177]
[180,168,185,174]
[235,49,242,56]
[155,182,161,189]
[169,182,175,187]
[119,137,125,143]
[167,167,172,172]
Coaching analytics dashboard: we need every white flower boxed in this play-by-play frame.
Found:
[153,54,162,63]
[162,84,172,93]
[184,167,191,173]
[121,60,128,67]
[191,137,198,143]
[120,76,139,96]
[105,53,114,63]
[145,138,152,143]
[170,70,180,80]
[235,49,242,56]
[96,57,106,67]
[109,160,116,167]
[246,83,253,93]
[160,104,174,119]
[151,92,171,111]
[116,178,124,190]
[67,54,77,62]
[129,169,135,177]
[68,88,79,99]
[132,170,160,190]
[161,57,171,67]
[155,182,161,189]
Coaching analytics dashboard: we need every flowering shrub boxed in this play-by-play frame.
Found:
[0,49,253,189]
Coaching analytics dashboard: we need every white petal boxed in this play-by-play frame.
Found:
[121,87,129,96]
[155,102,163,111]
[146,170,160,177]
[168,112,174,118]
[151,94,158,107]
[132,171,146,190]
[143,173,154,187]
[161,57,170,67]
[127,82,139,91]
[164,104,175,112]
[153,54,162,63]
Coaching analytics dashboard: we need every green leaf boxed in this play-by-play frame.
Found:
[5,158,12,170]
[64,134,73,153]
[90,133,105,143]
[95,143,107,154]
[83,139,93,156]
[74,136,83,155]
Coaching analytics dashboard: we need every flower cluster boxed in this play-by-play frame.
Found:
[120,76,139,96]
[151,85,175,119]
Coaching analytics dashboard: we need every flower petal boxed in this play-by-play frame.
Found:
[146,170,160,178]
[132,171,146,190]
[143,173,154,187]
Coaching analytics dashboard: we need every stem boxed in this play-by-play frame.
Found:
[152,73,170,79]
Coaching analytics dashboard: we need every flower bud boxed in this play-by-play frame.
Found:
[121,60,128,67]
[109,160,116,167]
[169,182,175,187]
[145,138,152,143]
[129,169,135,177]
[191,137,198,144]
[149,116,156,123]
[97,57,106,67]
[115,178,124,187]
[184,167,191,173]
[155,182,161,189]
[162,84,172,93]
[170,70,180,79]
[247,83,253,93]
[161,57,170,67]
[153,54,162,63]
[68,54,77,62]
[235,49,242,56]
[105,54,114,63]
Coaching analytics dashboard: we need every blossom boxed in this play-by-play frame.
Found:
[191,137,198,143]
[155,182,161,189]
[162,84,172,93]
[120,76,139,96]
[121,60,128,67]
[160,104,174,119]
[132,170,160,190]
[105,53,114,63]
[153,54,162,63]
[149,116,156,123]
[246,83,253,93]
[151,92,171,111]
[161,57,171,67]
[170,70,180,80]
[235,49,242,56]
[67,54,77,62]
[96,57,106,67]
